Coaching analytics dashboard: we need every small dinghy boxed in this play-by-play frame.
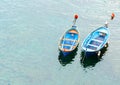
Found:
[81,13,115,56]
[82,26,110,52]
[59,14,80,56]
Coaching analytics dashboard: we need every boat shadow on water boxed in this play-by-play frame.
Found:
[58,46,78,66]
[80,43,108,68]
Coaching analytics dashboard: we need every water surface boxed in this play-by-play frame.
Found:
[0,0,120,85]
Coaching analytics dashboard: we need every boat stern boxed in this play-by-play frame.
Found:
[61,51,71,56]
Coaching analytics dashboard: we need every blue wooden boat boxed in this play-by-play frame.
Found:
[81,26,110,56]
[59,26,80,56]
[81,13,115,57]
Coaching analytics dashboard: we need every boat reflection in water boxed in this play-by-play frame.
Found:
[58,47,78,66]
[80,43,108,68]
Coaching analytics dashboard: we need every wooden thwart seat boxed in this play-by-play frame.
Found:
[63,38,77,42]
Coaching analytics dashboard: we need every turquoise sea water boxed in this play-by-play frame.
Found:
[0,0,120,85]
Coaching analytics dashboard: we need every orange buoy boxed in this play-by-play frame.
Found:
[74,14,78,19]
[111,13,115,20]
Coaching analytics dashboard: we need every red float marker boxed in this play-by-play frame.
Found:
[111,13,115,20]
[74,14,78,19]
[73,14,78,26]
[105,13,115,28]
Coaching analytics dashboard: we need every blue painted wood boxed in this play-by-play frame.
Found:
[59,26,80,56]
[81,27,110,52]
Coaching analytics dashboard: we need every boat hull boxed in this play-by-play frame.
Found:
[61,51,71,56]
[59,26,80,56]
[81,27,110,54]
[58,47,78,66]
[82,42,109,58]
